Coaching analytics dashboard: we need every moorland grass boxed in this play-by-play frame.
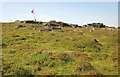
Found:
[2,23,118,75]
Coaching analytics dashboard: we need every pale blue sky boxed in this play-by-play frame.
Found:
[0,0,119,2]
[1,2,118,27]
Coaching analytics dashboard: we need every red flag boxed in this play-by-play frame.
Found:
[31,9,35,14]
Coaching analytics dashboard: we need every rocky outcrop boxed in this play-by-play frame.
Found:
[16,20,79,28]
[83,23,107,28]
[15,20,115,30]
[46,20,75,28]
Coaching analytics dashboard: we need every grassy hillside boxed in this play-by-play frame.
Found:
[2,22,118,76]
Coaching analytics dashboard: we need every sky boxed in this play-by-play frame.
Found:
[1,2,118,27]
[0,0,119,2]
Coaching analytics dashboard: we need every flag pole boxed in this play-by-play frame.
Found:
[34,13,36,21]
[31,9,36,22]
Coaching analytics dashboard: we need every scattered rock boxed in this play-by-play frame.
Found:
[79,30,83,35]
[94,39,99,43]
[87,70,103,75]
[19,37,26,40]
[93,39,102,46]
[15,25,26,29]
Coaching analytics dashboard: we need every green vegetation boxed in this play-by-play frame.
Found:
[2,22,118,75]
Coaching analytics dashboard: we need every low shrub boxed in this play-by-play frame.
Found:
[58,53,75,63]
[14,67,33,76]
[75,62,94,72]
